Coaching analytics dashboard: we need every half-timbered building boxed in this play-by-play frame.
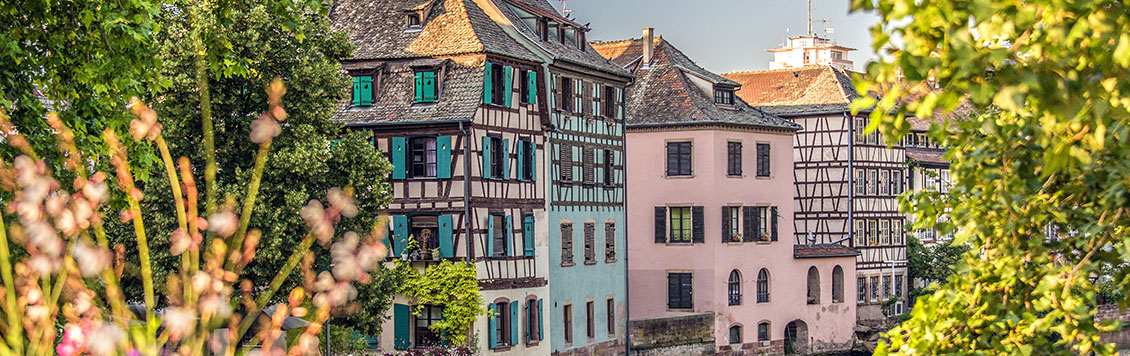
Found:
[723,66,909,319]
[330,0,551,353]
[477,1,633,354]
[595,30,858,355]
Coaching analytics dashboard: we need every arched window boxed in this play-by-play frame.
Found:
[806,267,820,304]
[729,325,742,345]
[757,321,770,341]
[728,270,742,305]
[832,265,844,303]
[756,269,770,303]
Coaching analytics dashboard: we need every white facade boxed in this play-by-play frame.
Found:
[767,36,855,71]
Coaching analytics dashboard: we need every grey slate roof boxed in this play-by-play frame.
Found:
[593,37,800,131]
[491,0,631,77]
[334,59,484,126]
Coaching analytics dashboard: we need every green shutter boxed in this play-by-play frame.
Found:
[528,70,538,104]
[483,62,493,104]
[422,71,437,102]
[531,141,537,181]
[505,215,513,256]
[436,135,452,179]
[488,304,498,349]
[482,136,492,179]
[352,76,362,106]
[439,214,454,258]
[502,138,510,180]
[392,215,408,257]
[503,66,513,107]
[486,215,495,257]
[393,304,410,349]
[516,140,526,181]
[537,299,543,340]
[391,137,407,179]
[360,76,373,106]
[523,215,534,256]
[414,72,424,102]
[510,300,519,343]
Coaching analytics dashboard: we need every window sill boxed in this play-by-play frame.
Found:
[664,175,694,179]
[664,242,695,246]
[492,345,512,352]
[726,174,743,178]
[725,242,743,246]
[560,262,575,267]
[604,259,616,264]
[666,308,693,312]
[755,175,771,180]
[526,340,539,347]
[756,241,773,245]
[583,260,597,265]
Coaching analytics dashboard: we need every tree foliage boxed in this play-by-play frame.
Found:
[853,0,1130,354]
[399,259,487,347]
[906,236,968,286]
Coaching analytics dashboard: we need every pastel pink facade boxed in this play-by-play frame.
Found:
[626,126,857,353]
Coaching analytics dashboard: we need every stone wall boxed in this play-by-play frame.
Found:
[628,313,716,356]
[1098,304,1130,350]
[553,338,626,356]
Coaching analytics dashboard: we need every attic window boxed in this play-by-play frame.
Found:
[576,31,586,51]
[537,19,549,41]
[714,88,734,105]
[405,13,422,30]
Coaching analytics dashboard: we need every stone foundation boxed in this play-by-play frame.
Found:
[628,313,716,356]
[553,339,626,356]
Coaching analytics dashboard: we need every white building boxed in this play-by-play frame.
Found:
[767,36,855,71]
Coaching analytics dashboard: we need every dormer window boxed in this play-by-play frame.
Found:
[405,12,423,31]
[577,31,586,51]
[537,19,549,41]
[414,70,437,103]
[352,75,374,107]
[714,88,734,105]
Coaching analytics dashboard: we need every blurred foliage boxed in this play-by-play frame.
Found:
[853,0,1130,354]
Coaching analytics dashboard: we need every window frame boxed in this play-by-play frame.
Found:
[727,141,742,176]
[409,215,440,257]
[857,277,867,304]
[560,222,574,266]
[602,149,614,187]
[870,277,879,303]
[668,207,692,243]
[756,143,771,177]
[667,272,694,310]
[714,88,735,105]
[519,70,530,105]
[558,75,573,112]
[724,206,741,242]
[728,270,742,306]
[665,141,693,177]
[494,301,511,347]
[729,325,742,345]
[756,269,770,303]
[518,138,534,181]
[606,297,615,336]
[563,303,574,344]
[525,298,540,344]
[604,221,616,263]
[414,69,438,103]
[583,221,596,264]
[408,135,438,179]
[489,134,504,179]
[757,322,770,342]
[414,304,443,347]
[585,300,595,339]
[491,214,506,257]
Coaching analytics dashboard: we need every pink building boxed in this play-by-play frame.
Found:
[594,30,858,355]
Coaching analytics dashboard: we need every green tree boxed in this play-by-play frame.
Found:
[852,0,1130,354]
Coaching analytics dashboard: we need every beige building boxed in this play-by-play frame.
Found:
[768,36,855,71]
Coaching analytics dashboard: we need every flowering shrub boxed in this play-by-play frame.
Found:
[382,346,473,356]
[0,78,388,355]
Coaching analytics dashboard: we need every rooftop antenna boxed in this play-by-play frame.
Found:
[561,0,572,16]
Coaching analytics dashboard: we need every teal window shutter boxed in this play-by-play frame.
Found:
[509,300,519,343]
[501,138,510,180]
[391,137,407,179]
[393,304,410,349]
[436,135,452,179]
[537,299,543,340]
[392,215,408,257]
[482,136,492,179]
[483,62,493,104]
[414,72,424,102]
[488,304,498,349]
[359,76,373,106]
[528,70,538,105]
[503,66,513,107]
[422,71,437,102]
[516,139,526,181]
[523,215,534,256]
[352,76,362,106]
[505,215,513,256]
[531,142,537,181]
[439,214,454,258]
[486,216,495,257]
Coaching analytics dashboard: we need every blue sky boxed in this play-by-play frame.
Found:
[550,0,881,74]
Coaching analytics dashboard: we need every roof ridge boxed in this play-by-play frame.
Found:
[722,66,834,76]
[589,38,639,46]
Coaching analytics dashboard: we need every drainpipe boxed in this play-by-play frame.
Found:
[845,111,853,248]
[622,100,631,355]
[461,121,473,266]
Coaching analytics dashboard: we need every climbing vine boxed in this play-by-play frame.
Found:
[398,254,486,347]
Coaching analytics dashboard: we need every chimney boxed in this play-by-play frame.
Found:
[642,27,654,66]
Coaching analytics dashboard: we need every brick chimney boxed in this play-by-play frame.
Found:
[642,27,654,66]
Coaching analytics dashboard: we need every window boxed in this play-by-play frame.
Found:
[854,220,865,247]
[806,267,820,304]
[352,75,374,106]
[604,222,616,262]
[892,223,902,244]
[857,277,866,304]
[603,86,616,117]
[723,206,741,242]
[411,215,439,254]
[490,63,506,105]
[583,222,596,264]
[526,299,540,343]
[518,139,534,181]
[892,170,903,194]
[585,301,595,339]
[560,143,573,182]
[560,223,573,266]
[755,207,769,239]
[489,135,504,179]
[868,219,878,246]
[882,276,892,300]
[714,88,735,105]
[870,277,879,302]
[855,117,865,143]
[409,136,437,178]
[756,269,770,303]
[406,13,421,28]
[606,298,615,336]
[492,214,506,257]
[563,303,573,344]
[855,169,866,195]
[756,143,770,177]
[519,70,530,105]
[669,207,692,243]
[728,270,742,305]
[757,322,769,341]
[880,170,890,195]
[602,149,614,187]
[414,71,437,103]
[832,265,844,303]
[576,31,586,51]
[495,301,511,347]
[868,169,878,195]
[415,305,443,347]
[880,220,890,245]
[894,274,904,300]
[558,76,572,111]
[581,147,594,184]
[537,19,549,41]
[667,272,693,309]
[727,142,742,176]
[729,325,742,345]
[666,141,692,176]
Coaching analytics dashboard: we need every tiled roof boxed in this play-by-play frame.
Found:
[907,151,948,165]
[334,58,484,126]
[492,0,631,77]
[594,37,799,131]
[793,244,859,259]
[591,37,660,69]
[330,0,539,62]
[722,66,861,108]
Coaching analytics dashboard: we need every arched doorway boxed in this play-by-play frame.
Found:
[784,319,809,354]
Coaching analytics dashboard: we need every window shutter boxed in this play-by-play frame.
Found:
[553,75,562,110]
[617,88,624,120]
[523,215,535,256]
[771,206,779,241]
[391,137,407,179]
[516,140,526,181]
[574,79,583,113]
[360,76,373,105]
[528,70,538,104]
[439,214,454,258]
[352,76,361,106]
[505,215,514,256]
[530,141,537,181]
[482,136,492,179]
[488,304,498,349]
[691,206,704,243]
[502,138,511,180]
[654,207,666,243]
[742,207,754,242]
[510,300,519,343]
[503,66,513,107]
[422,71,437,102]
[414,72,424,102]
[394,304,410,350]
[722,207,731,243]
[392,215,408,257]
[592,83,599,116]
[537,299,544,340]
[752,208,762,241]
[483,62,494,104]
[436,135,452,179]
[486,216,495,257]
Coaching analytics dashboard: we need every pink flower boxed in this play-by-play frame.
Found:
[327,187,358,218]
[249,114,281,144]
[72,240,110,277]
[207,210,238,237]
[169,228,191,256]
